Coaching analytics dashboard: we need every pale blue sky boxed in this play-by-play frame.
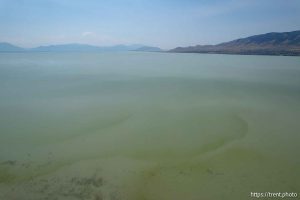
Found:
[0,0,300,49]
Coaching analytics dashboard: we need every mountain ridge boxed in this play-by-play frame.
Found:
[133,46,162,52]
[0,42,25,52]
[0,43,161,52]
[170,30,300,56]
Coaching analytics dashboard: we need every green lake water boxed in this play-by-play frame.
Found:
[0,52,299,199]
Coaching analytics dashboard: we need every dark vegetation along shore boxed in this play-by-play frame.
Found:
[169,30,300,56]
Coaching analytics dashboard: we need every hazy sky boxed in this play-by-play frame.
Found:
[0,0,300,49]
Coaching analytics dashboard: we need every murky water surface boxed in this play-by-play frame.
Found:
[0,52,299,199]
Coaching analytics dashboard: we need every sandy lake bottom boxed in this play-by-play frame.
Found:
[0,52,299,200]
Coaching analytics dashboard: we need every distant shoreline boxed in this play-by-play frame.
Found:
[1,30,300,57]
[1,50,300,57]
[166,51,300,57]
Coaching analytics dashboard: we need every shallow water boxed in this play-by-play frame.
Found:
[0,52,299,200]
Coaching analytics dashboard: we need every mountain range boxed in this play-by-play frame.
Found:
[170,30,300,56]
[1,31,300,55]
[0,42,25,52]
[0,43,162,52]
[133,46,162,52]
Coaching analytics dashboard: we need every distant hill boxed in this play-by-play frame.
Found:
[0,43,161,52]
[170,30,300,56]
[0,42,24,52]
[31,44,149,52]
[107,44,146,51]
[134,46,162,52]
[31,44,102,52]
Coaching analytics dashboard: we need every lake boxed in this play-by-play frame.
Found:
[0,52,299,199]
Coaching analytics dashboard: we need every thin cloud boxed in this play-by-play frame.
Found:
[82,31,95,37]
